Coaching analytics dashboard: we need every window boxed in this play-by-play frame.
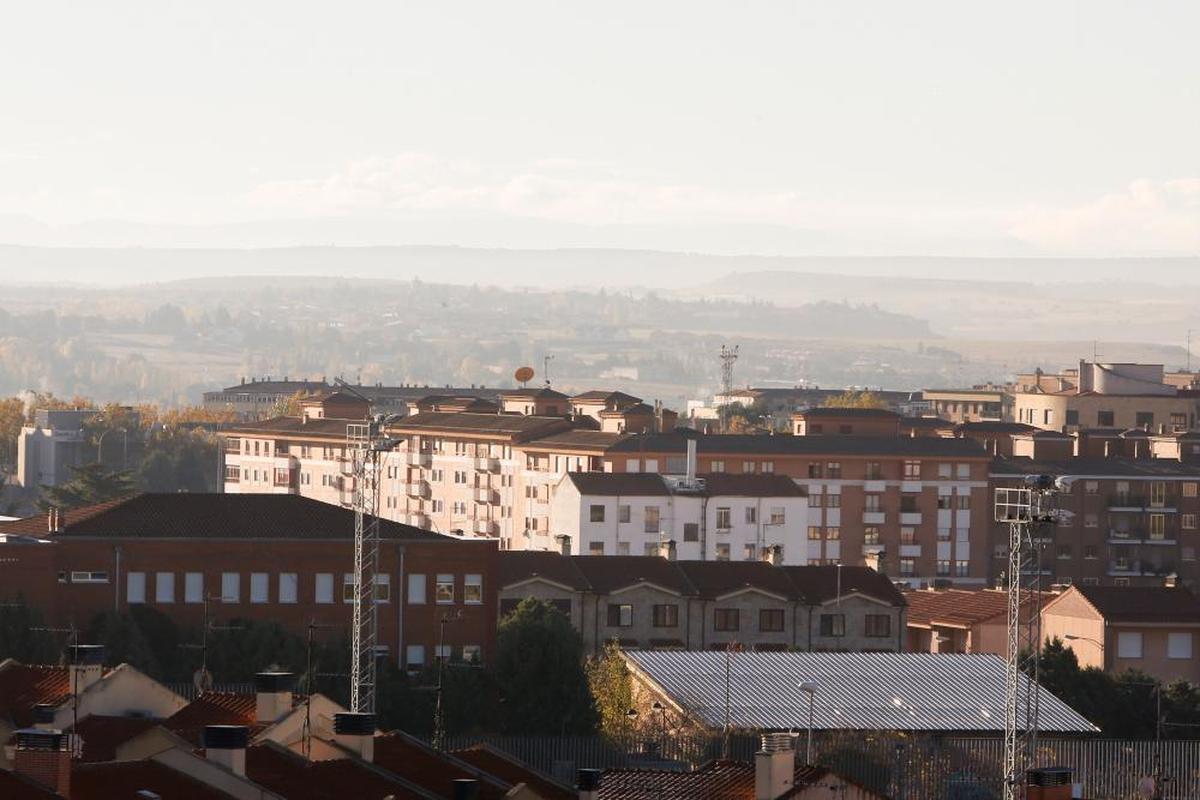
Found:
[826,462,842,478]
[251,573,269,604]
[406,645,426,670]
[866,462,882,480]
[1168,632,1193,660]
[903,460,921,479]
[436,574,455,604]
[864,527,880,545]
[1150,514,1166,540]
[864,494,881,512]
[937,527,951,541]
[464,574,483,604]
[1184,482,1198,498]
[937,463,952,479]
[937,494,952,510]
[644,542,660,557]
[1098,410,1114,427]
[589,504,605,523]
[825,494,841,508]
[127,572,147,603]
[407,573,426,604]
[1057,545,1072,559]
[956,494,970,510]
[865,614,891,637]
[936,560,951,576]
[716,507,732,529]
[652,604,679,627]
[825,527,840,540]
[1136,411,1154,429]
[770,507,785,525]
[808,526,822,540]
[683,523,699,542]
[745,506,757,524]
[1084,513,1099,528]
[69,571,109,583]
[819,614,845,637]
[1084,545,1098,559]
[607,604,633,627]
[1184,514,1197,531]
[644,506,660,533]
[899,558,915,576]
[900,527,915,545]
[808,494,824,508]
[315,573,333,604]
[807,463,823,478]
[221,573,240,603]
[589,541,605,555]
[1085,481,1098,495]
[1065,409,1079,426]
[759,609,785,632]
[900,494,919,513]
[1117,631,1143,659]
[714,608,740,631]
[185,572,203,603]
[462,645,482,665]
[152,572,175,603]
[743,461,756,473]
[710,460,725,472]
[761,461,774,473]
[1150,482,1167,508]
[955,561,970,577]
[619,505,631,523]
[279,573,298,604]
[342,573,357,603]
[715,543,730,560]
[742,543,756,560]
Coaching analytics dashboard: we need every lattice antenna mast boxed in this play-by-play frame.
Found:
[346,418,399,713]
[994,476,1062,800]
[719,345,738,433]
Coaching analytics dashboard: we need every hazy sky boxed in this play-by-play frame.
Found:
[1,1,1196,257]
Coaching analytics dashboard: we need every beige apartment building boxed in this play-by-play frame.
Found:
[1041,584,1200,684]
[1012,361,1198,432]
[922,387,1010,423]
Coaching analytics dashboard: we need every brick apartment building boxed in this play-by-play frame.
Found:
[497,552,907,654]
[0,494,499,671]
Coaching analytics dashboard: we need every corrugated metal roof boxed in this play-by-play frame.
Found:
[626,651,1097,734]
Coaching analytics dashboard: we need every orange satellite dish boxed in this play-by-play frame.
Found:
[514,366,535,386]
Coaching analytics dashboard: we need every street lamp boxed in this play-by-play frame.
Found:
[432,608,464,750]
[798,680,818,765]
[96,427,129,470]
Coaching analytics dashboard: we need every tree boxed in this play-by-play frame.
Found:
[493,598,597,735]
[37,462,135,512]
[820,390,889,409]
[0,396,25,475]
[0,597,58,664]
[587,641,635,739]
[204,619,308,684]
[271,391,309,418]
[85,610,162,678]
[137,428,220,493]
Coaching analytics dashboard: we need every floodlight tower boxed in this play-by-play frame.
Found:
[993,475,1063,800]
[719,345,738,433]
[345,417,400,714]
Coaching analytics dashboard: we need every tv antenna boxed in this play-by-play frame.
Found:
[543,355,555,387]
[719,345,739,433]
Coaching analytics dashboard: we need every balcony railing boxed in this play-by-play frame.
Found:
[1108,495,1147,509]
[473,487,499,504]
[474,519,499,536]
[474,456,500,472]
[405,480,430,499]
[407,451,432,468]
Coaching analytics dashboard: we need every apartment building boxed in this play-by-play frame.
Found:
[605,433,991,586]
[922,387,1011,423]
[0,494,499,671]
[202,376,500,419]
[991,453,1200,587]
[16,408,98,488]
[791,407,901,436]
[1042,584,1200,684]
[496,551,906,654]
[1012,362,1199,432]
[904,587,1049,655]
[548,471,809,563]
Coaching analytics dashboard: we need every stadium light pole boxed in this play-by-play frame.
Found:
[798,680,818,765]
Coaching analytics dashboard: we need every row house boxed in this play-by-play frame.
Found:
[497,551,906,654]
[0,494,499,672]
[548,471,809,563]
[604,433,991,586]
[992,453,1200,588]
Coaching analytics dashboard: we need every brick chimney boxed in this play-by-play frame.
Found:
[204,725,248,777]
[254,671,294,723]
[453,779,481,800]
[577,768,602,800]
[1026,767,1074,800]
[662,539,677,561]
[68,644,106,695]
[333,712,376,762]
[755,733,798,799]
[13,728,71,797]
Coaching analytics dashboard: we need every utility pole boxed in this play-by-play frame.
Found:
[719,345,738,433]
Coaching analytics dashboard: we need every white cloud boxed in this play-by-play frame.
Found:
[1010,179,1200,256]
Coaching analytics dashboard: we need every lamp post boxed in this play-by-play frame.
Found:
[625,708,639,754]
[432,608,464,750]
[798,680,818,765]
[96,427,128,470]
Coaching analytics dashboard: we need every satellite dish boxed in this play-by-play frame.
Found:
[193,667,214,695]
[514,366,535,387]
[1137,776,1156,798]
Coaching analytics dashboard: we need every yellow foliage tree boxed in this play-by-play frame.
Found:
[820,390,888,409]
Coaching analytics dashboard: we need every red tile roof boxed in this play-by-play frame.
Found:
[451,744,575,800]
[904,588,1047,628]
[246,742,428,800]
[165,692,261,745]
[70,714,161,762]
[71,760,240,800]
[372,731,511,799]
[0,662,72,729]
[598,759,754,799]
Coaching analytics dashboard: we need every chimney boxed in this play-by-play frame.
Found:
[203,725,248,777]
[13,728,71,797]
[557,534,572,556]
[32,704,57,730]
[453,779,481,800]
[755,733,797,800]
[333,712,376,762]
[1026,767,1075,800]
[577,768,602,800]
[762,545,782,566]
[662,539,677,561]
[685,438,697,483]
[68,644,105,695]
[254,671,294,724]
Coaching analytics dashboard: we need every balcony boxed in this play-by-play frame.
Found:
[1107,560,1175,577]
[474,456,500,472]
[861,544,885,557]
[474,487,500,504]
[405,480,430,499]
[223,439,242,454]
[1108,529,1176,546]
[863,511,886,525]
[899,544,922,557]
[1107,495,1146,510]
[474,519,499,536]
[405,512,429,528]
[407,451,432,469]
[863,479,887,493]
[272,468,297,489]
[900,512,922,525]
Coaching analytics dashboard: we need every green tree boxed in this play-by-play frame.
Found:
[204,619,307,684]
[493,598,597,735]
[0,396,25,476]
[86,610,162,678]
[820,390,889,409]
[37,462,135,512]
[586,641,635,739]
[137,428,220,493]
[0,597,59,664]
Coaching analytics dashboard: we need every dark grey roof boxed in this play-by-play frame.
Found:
[564,473,671,497]
[955,421,1037,434]
[610,433,987,457]
[992,456,1200,478]
[625,651,1097,734]
[225,416,362,437]
[389,412,570,438]
[795,407,900,419]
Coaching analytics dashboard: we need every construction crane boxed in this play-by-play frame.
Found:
[994,474,1066,799]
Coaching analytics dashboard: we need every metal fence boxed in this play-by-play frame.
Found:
[440,732,1200,799]
[167,682,256,701]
